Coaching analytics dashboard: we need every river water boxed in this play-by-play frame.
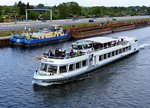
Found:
[0,27,150,108]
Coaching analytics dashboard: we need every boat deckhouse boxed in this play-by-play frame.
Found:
[32,36,139,86]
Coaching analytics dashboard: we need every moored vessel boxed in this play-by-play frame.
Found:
[9,27,70,47]
[70,21,150,39]
[32,36,139,86]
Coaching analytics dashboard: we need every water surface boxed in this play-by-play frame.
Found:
[0,27,150,108]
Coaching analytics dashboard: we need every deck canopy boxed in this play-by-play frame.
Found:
[83,37,117,44]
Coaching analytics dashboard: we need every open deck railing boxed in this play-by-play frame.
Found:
[41,40,128,60]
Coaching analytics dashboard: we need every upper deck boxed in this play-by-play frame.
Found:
[83,37,117,44]
[39,36,135,62]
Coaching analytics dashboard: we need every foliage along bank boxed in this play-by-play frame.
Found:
[0,1,150,21]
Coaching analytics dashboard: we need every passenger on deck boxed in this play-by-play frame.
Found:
[55,48,59,57]
[58,48,63,57]
[77,50,81,56]
[62,50,66,57]
[48,50,54,58]
[70,49,75,57]
[121,38,124,42]
[55,48,63,57]
[117,40,120,45]
[111,41,116,46]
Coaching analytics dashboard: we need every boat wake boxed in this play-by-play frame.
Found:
[139,43,150,49]
[32,75,92,87]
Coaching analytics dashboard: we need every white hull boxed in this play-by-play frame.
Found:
[33,36,139,86]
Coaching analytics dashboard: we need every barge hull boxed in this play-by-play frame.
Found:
[10,34,70,47]
[70,21,150,39]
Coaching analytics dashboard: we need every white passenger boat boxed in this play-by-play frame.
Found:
[32,36,139,86]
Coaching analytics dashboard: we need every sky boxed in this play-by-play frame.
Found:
[0,0,150,7]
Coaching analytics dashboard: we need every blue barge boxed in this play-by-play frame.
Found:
[10,27,70,47]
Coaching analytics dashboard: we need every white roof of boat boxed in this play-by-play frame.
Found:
[83,37,117,44]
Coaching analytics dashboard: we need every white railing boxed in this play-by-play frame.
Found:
[42,41,128,60]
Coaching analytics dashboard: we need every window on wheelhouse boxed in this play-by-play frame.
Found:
[72,45,83,50]
[40,63,48,71]
[87,43,92,48]
[72,45,78,50]
[78,45,83,50]
[47,65,57,74]
[60,65,68,73]
[83,44,88,49]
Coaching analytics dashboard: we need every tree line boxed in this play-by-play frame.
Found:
[0,1,150,21]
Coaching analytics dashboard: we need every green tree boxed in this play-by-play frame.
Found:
[0,6,3,16]
[58,2,81,19]
[37,4,45,8]
[52,5,59,19]
[67,2,81,16]
[26,2,33,9]
[28,11,39,20]
[92,6,101,17]
[58,3,69,19]
[17,1,26,15]
[147,7,150,15]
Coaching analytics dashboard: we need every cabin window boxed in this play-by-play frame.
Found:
[100,44,103,49]
[104,54,107,59]
[93,43,100,50]
[69,64,75,71]
[47,65,57,74]
[104,43,107,48]
[99,55,103,61]
[129,46,131,50]
[82,60,87,67]
[40,63,48,71]
[116,50,118,55]
[119,49,122,54]
[108,42,111,47]
[60,65,67,73]
[123,48,126,52]
[126,46,128,51]
[126,46,131,51]
[76,62,81,69]
[112,51,115,56]
[108,52,111,58]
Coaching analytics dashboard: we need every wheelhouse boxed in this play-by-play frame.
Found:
[72,40,93,52]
